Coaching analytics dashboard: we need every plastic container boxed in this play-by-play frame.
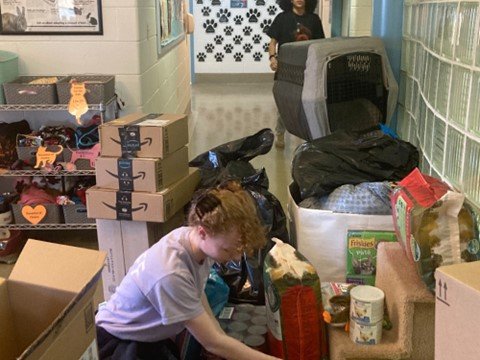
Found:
[251,315,267,326]
[247,325,267,336]
[350,285,385,324]
[253,305,266,315]
[228,321,248,333]
[226,331,244,342]
[0,50,18,104]
[349,318,383,345]
[244,335,267,352]
[232,312,251,322]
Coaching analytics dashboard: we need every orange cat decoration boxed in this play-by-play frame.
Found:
[35,145,63,169]
[68,81,89,124]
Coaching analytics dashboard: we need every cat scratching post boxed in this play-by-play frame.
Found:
[328,243,435,359]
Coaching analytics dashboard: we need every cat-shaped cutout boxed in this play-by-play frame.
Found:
[35,146,63,169]
[68,143,101,169]
[68,81,89,124]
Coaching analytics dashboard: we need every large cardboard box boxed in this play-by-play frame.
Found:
[288,183,394,282]
[87,168,199,222]
[95,146,189,192]
[99,113,188,158]
[0,240,105,360]
[96,219,125,301]
[435,262,480,360]
[97,211,185,300]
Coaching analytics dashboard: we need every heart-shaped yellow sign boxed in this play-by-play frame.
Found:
[21,205,47,224]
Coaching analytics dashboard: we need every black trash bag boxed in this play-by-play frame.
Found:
[189,128,274,169]
[189,129,289,305]
[292,127,419,200]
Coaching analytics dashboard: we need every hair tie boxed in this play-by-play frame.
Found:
[195,193,221,220]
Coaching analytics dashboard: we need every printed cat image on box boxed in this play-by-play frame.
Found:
[346,230,397,286]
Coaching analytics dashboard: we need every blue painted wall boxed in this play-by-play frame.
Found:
[372,0,404,130]
[331,0,343,37]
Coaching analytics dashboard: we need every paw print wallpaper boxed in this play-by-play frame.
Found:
[233,35,243,44]
[243,43,253,53]
[243,26,253,36]
[203,19,217,33]
[247,9,261,23]
[224,25,234,35]
[194,0,278,72]
[217,9,231,23]
[260,18,272,33]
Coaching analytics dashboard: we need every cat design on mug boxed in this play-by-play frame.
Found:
[35,146,63,169]
[1,6,27,32]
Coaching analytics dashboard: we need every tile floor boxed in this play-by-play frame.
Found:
[0,80,305,278]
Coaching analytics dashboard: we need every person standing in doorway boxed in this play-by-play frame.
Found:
[267,0,325,148]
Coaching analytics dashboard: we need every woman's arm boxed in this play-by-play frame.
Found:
[186,296,281,360]
[269,38,278,71]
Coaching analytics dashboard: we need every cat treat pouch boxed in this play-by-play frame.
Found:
[264,239,328,360]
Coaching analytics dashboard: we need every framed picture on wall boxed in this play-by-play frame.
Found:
[0,0,103,35]
[155,0,185,56]
[231,0,247,9]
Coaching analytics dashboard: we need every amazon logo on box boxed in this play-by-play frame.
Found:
[86,168,200,223]
[95,147,189,193]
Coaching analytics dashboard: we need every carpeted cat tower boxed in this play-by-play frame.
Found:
[328,243,435,360]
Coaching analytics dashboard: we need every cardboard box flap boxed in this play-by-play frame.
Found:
[103,112,155,127]
[103,113,185,128]
[137,113,185,127]
[0,279,18,359]
[9,239,106,293]
[437,262,480,292]
[17,275,100,360]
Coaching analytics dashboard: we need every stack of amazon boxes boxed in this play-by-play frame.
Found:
[86,113,200,300]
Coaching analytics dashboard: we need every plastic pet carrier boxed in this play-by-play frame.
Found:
[273,37,398,141]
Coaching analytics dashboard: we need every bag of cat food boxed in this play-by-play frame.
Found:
[391,168,480,292]
[263,239,328,359]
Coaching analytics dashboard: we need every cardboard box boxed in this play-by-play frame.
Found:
[87,168,199,223]
[97,211,185,300]
[346,230,397,286]
[96,219,125,301]
[435,262,480,360]
[99,113,188,158]
[288,183,394,282]
[0,239,105,360]
[95,146,189,192]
